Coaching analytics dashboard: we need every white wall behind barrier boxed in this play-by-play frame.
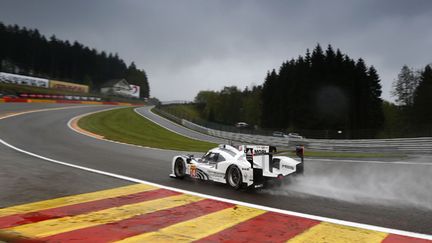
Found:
[0,72,49,88]
[182,117,431,154]
[155,108,432,154]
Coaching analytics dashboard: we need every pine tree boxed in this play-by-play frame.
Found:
[0,22,148,96]
[261,70,278,128]
[366,66,384,130]
[412,65,432,125]
[392,65,419,107]
[260,44,384,137]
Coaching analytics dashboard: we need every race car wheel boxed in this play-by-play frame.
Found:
[226,166,242,190]
[174,158,186,179]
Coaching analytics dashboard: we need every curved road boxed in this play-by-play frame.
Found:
[135,106,227,144]
[0,104,431,234]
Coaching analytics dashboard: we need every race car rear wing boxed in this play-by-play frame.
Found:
[239,144,304,169]
[238,145,272,169]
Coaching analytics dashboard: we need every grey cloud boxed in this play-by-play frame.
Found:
[0,0,431,100]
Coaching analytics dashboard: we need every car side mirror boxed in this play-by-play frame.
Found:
[186,154,194,163]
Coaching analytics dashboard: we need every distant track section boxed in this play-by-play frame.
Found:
[135,106,228,144]
[152,107,432,154]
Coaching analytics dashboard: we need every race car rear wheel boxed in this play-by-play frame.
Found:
[226,165,242,190]
[174,158,186,179]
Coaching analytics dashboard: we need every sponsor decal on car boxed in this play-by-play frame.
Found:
[208,171,225,179]
[245,148,254,162]
[190,164,197,178]
[282,164,295,170]
[253,149,267,155]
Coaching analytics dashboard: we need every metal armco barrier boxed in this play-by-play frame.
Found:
[155,108,432,154]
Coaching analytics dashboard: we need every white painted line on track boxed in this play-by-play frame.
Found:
[145,106,228,143]
[146,106,245,144]
[134,107,224,143]
[0,105,95,120]
[0,108,431,240]
[141,107,432,166]
[144,109,432,163]
[67,108,197,153]
[134,107,203,141]
[0,138,431,240]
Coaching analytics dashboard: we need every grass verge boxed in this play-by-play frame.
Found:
[78,107,216,152]
[158,103,203,121]
[78,107,405,158]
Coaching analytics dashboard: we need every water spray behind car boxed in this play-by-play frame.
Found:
[262,154,432,210]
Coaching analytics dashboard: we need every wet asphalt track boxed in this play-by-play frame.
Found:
[0,103,431,234]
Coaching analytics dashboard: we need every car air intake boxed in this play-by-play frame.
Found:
[269,158,280,173]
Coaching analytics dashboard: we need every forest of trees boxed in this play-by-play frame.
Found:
[193,45,432,138]
[195,85,262,126]
[3,22,430,138]
[195,45,385,138]
[0,22,149,98]
[261,45,384,138]
[388,64,432,137]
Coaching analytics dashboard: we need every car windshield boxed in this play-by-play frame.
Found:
[201,152,218,163]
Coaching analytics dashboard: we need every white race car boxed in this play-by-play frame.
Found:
[170,144,304,189]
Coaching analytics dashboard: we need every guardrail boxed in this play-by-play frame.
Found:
[155,108,432,154]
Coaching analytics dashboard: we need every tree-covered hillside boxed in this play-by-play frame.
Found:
[261,44,384,138]
[0,22,149,98]
[195,45,385,138]
[388,64,432,137]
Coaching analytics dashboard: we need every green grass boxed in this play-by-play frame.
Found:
[78,107,217,152]
[278,150,406,159]
[159,104,203,120]
[78,106,405,158]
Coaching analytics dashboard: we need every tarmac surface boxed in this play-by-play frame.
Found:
[135,106,228,144]
[0,103,431,234]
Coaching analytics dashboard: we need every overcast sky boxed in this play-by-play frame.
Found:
[1,0,431,101]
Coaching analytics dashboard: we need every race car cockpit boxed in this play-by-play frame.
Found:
[200,152,225,164]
